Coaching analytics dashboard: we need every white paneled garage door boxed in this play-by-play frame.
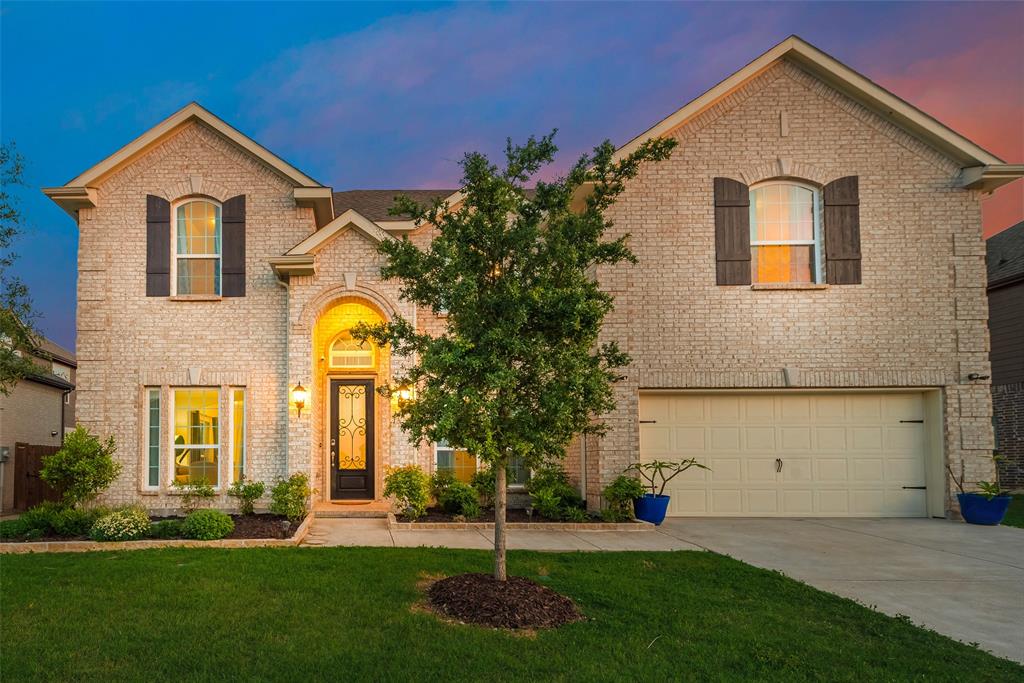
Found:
[638,392,929,517]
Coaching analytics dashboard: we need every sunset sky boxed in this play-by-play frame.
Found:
[2,1,1022,349]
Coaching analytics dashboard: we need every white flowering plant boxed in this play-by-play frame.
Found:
[89,507,151,542]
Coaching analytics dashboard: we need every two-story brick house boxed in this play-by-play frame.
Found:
[44,37,1022,517]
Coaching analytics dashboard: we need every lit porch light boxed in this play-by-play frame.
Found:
[291,383,308,418]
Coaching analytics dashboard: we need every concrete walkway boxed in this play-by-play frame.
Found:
[303,516,1024,663]
[301,518,703,551]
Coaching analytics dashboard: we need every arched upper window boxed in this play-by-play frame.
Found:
[175,199,222,295]
[329,331,375,369]
[749,182,822,284]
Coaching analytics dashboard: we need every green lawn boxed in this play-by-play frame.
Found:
[1003,494,1024,529]
[1,548,1020,681]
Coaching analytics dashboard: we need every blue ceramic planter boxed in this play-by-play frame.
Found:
[634,494,671,525]
[957,493,1011,526]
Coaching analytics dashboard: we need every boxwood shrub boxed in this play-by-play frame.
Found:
[182,509,234,540]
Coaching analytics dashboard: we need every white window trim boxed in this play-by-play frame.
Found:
[432,442,530,489]
[749,180,823,284]
[144,387,161,491]
[168,387,222,490]
[230,387,246,484]
[171,198,223,297]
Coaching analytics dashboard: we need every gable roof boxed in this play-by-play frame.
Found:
[987,222,1024,289]
[44,103,334,226]
[333,189,458,221]
[616,36,1022,190]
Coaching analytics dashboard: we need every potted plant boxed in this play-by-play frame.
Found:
[948,459,1012,526]
[625,459,709,525]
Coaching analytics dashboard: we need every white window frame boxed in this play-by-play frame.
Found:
[144,387,161,491]
[328,331,376,370]
[230,387,246,484]
[433,442,530,489]
[171,198,222,296]
[168,387,222,490]
[748,180,823,284]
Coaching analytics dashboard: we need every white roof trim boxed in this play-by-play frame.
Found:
[63,102,323,188]
[286,209,393,255]
[615,35,1005,168]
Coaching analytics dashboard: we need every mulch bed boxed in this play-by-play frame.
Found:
[225,514,294,539]
[2,514,296,543]
[425,573,584,629]
[399,507,612,524]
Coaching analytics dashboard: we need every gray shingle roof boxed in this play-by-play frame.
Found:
[987,221,1024,288]
[332,190,457,221]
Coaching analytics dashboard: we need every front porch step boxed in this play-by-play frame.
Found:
[313,502,392,518]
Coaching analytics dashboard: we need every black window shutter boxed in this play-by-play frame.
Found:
[714,177,751,285]
[145,195,170,296]
[222,195,246,297]
[824,176,861,285]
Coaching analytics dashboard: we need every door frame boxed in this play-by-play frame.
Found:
[323,375,378,501]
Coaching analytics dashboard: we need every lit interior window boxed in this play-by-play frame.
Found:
[176,200,221,295]
[749,183,822,284]
[173,388,219,485]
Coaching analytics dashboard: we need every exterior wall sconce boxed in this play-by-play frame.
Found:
[392,384,414,406]
[291,383,308,417]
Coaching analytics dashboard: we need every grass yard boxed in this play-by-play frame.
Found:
[2,548,1021,681]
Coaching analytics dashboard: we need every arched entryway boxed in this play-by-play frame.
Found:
[312,298,389,501]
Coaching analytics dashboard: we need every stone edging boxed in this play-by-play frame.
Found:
[0,512,315,554]
[386,512,653,532]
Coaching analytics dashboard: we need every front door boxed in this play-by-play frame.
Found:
[330,378,375,500]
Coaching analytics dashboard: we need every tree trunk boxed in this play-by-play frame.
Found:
[494,463,507,581]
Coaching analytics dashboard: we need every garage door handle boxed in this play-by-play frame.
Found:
[639,420,657,424]
[775,458,783,473]
[902,486,926,490]
[899,420,924,423]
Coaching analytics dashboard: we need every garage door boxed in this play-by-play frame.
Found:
[638,392,928,517]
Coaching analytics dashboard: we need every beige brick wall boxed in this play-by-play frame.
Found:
[585,60,993,515]
[75,120,317,509]
[72,58,994,517]
[0,380,68,511]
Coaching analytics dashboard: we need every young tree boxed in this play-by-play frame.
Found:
[0,141,40,394]
[355,132,676,580]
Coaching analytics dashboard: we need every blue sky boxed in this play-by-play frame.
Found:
[2,1,1021,350]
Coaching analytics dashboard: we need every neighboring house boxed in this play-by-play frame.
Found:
[43,36,1022,518]
[0,337,76,512]
[986,221,1024,490]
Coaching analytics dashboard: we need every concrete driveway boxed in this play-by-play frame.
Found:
[658,518,1024,663]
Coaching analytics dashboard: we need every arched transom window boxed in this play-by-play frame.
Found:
[176,199,222,295]
[749,182,822,284]
[329,331,375,370]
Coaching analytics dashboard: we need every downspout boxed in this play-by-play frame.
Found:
[60,388,72,444]
[276,274,291,476]
[580,435,588,507]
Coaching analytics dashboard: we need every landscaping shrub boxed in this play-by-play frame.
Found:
[182,509,234,540]
[171,479,216,512]
[148,519,184,539]
[227,477,266,515]
[89,507,151,542]
[383,465,429,520]
[39,426,121,507]
[17,501,65,535]
[530,488,566,520]
[0,518,33,540]
[429,470,457,502]
[439,480,481,519]
[269,472,312,522]
[52,506,107,536]
[602,475,646,522]
[470,468,496,506]
[563,506,588,523]
[527,462,584,520]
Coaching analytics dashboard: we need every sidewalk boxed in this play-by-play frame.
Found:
[301,517,704,551]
